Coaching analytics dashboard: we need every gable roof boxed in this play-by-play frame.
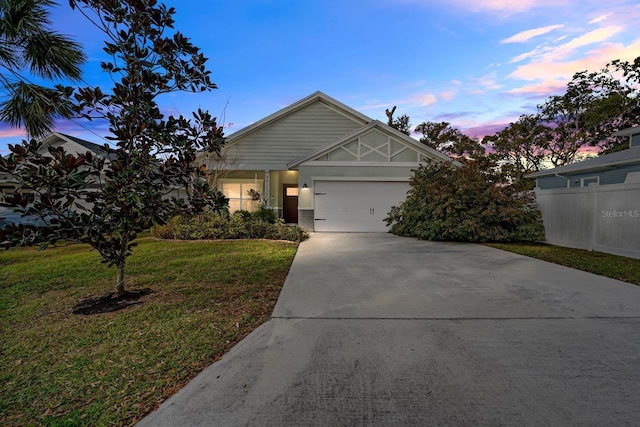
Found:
[40,132,115,160]
[225,91,371,144]
[526,146,640,178]
[287,120,457,169]
[613,125,640,136]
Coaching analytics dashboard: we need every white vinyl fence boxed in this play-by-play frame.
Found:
[535,183,640,259]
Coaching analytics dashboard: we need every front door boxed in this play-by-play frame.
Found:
[283,184,299,223]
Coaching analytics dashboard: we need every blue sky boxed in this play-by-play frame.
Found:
[1,0,639,155]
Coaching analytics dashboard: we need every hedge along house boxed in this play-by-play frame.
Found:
[202,91,454,232]
[525,125,640,259]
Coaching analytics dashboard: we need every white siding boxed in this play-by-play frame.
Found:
[50,140,95,156]
[225,102,363,166]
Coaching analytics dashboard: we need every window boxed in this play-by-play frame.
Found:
[581,176,599,187]
[221,180,263,213]
[285,187,299,197]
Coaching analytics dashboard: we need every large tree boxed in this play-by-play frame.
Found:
[0,0,224,296]
[485,114,550,188]
[530,58,640,164]
[415,120,487,161]
[0,0,86,137]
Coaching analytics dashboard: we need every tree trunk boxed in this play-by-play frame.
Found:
[115,258,126,296]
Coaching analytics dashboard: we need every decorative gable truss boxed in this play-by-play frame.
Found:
[313,131,429,163]
[288,121,450,168]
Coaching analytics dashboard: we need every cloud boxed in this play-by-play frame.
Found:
[433,111,476,121]
[508,37,640,82]
[417,94,437,106]
[444,0,569,14]
[501,25,564,44]
[505,79,569,97]
[463,122,510,139]
[0,127,28,139]
[402,0,572,15]
[440,91,457,101]
[510,26,624,68]
[560,26,623,51]
[589,13,612,24]
[467,72,503,94]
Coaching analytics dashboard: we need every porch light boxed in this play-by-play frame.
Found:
[302,183,308,189]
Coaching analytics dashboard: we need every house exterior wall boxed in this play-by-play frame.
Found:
[567,164,640,187]
[537,175,568,189]
[224,102,363,169]
[537,164,640,189]
[535,183,640,259]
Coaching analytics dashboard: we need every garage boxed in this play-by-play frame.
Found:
[313,181,410,232]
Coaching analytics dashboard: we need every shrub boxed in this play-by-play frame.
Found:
[152,210,309,242]
[385,160,545,242]
[251,204,277,224]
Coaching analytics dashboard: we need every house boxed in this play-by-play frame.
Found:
[204,91,454,232]
[0,131,190,205]
[526,147,640,189]
[0,132,113,202]
[525,126,640,259]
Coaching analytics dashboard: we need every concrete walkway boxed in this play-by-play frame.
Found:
[138,233,640,426]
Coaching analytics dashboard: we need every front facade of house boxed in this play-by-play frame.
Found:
[206,92,453,232]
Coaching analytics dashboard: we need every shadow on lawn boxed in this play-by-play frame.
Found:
[72,288,154,315]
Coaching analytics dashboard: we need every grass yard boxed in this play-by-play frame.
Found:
[0,236,298,426]
[486,242,640,286]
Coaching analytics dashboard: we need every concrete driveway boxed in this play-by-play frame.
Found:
[138,233,640,426]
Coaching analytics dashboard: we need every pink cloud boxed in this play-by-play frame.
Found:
[0,127,28,139]
[463,122,510,139]
[508,38,640,82]
[506,79,569,97]
[589,13,612,24]
[440,91,457,101]
[501,25,564,44]
[416,94,437,106]
[444,0,570,14]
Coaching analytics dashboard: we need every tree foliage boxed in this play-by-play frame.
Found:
[484,114,549,188]
[0,0,224,296]
[489,56,640,175]
[385,160,544,242]
[0,0,86,137]
[415,120,486,160]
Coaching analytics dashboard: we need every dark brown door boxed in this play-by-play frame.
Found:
[283,184,299,223]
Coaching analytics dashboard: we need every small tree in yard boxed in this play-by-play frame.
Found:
[385,160,544,242]
[0,0,224,297]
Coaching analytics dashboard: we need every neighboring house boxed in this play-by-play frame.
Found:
[526,126,640,259]
[527,147,640,189]
[0,132,188,208]
[204,91,454,232]
[0,132,112,202]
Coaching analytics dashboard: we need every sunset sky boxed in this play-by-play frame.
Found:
[1,0,639,155]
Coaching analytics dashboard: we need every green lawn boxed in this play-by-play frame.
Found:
[486,242,640,286]
[0,237,298,426]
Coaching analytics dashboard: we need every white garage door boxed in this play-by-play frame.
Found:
[314,181,410,232]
